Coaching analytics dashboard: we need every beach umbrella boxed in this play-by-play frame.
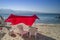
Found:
[0,16,5,26]
[0,15,11,30]
[5,14,39,26]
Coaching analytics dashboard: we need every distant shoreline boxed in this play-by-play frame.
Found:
[35,23,60,25]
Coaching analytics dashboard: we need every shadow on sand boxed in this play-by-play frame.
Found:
[22,33,56,40]
[0,33,56,40]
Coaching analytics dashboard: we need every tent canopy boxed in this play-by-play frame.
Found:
[5,14,39,26]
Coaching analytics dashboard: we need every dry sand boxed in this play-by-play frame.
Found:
[35,23,60,40]
[0,23,60,40]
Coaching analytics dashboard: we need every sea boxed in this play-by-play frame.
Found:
[0,13,60,24]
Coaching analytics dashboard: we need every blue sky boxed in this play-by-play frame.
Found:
[0,0,60,13]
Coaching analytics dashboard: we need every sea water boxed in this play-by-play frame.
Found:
[37,14,60,24]
[0,13,60,24]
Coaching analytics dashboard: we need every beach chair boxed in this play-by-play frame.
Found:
[5,22,16,37]
[29,27,38,39]
[17,25,28,37]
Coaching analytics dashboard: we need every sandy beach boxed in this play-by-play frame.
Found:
[35,23,60,40]
[0,23,60,40]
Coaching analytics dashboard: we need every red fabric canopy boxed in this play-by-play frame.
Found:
[5,14,38,26]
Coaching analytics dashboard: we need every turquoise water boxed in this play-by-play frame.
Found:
[0,13,60,24]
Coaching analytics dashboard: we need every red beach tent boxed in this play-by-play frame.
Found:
[5,14,39,26]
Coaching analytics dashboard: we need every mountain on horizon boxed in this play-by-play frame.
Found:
[0,9,60,15]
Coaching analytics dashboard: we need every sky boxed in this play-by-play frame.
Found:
[0,0,60,13]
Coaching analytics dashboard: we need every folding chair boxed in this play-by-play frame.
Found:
[29,27,38,39]
[17,25,28,37]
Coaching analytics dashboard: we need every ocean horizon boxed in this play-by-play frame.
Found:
[0,13,60,24]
